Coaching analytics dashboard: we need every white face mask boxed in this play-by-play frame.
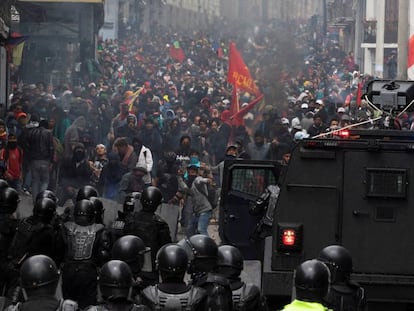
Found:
[180,117,187,123]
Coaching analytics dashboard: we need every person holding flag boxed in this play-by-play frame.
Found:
[227,42,264,143]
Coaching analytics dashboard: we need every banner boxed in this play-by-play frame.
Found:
[12,42,25,66]
[227,41,260,96]
[408,34,414,80]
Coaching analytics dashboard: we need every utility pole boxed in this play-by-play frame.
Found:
[397,0,409,79]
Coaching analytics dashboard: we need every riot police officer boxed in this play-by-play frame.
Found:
[0,187,19,304]
[35,189,58,203]
[62,185,99,222]
[8,197,64,289]
[8,198,63,308]
[85,260,148,311]
[142,243,207,310]
[76,185,99,201]
[109,192,140,244]
[4,255,77,311]
[123,186,171,285]
[112,235,149,296]
[318,245,365,311]
[281,259,330,310]
[217,245,268,310]
[61,199,111,309]
[178,234,233,310]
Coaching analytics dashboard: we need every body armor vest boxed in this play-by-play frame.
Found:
[231,283,261,311]
[64,222,104,260]
[143,284,206,311]
[85,304,147,311]
[324,283,365,311]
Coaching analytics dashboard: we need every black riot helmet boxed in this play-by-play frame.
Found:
[33,198,57,223]
[294,259,330,303]
[177,234,218,274]
[89,196,104,224]
[318,245,353,283]
[99,260,133,300]
[35,189,58,204]
[156,244,188,282]
[111,235,147,275]
[74,199,95,226]
[217,245,244,279]
[20,255,59,296]
[0,186,20,214]
[0,179,9,190]
[76,185,98,202]
[123,192,141,214]
[141,186,162,212]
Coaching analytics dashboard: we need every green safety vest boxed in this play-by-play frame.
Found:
[281,299,331,311]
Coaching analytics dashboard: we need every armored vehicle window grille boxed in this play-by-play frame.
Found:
[366,168,407,198]
[231,168,277,197]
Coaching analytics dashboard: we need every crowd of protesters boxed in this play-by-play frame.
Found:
[3,17,400,237]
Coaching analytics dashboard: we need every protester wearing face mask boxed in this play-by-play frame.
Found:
[175,135,192,171]
[0,133,23,191]
[57,143,94,206]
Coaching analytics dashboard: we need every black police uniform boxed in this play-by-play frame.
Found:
[0,213,17,302]
[123,187,171,285]
[0,187,21,302]
[319,245,366,311]
[142,283,207,310]
[85,260,148,311]
[217,245,268,311]
[324,283,365,311]
[61,200,111,309]
[141,244,207,311]
[111,235,149,301]
[6,296,78,311]
[9,215,63,267]
[178,235,233,311]
[109,192,140,244]
[4,255,78,311]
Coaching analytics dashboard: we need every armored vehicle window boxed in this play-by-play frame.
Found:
[230,167,277,197]
[366,168,407,198]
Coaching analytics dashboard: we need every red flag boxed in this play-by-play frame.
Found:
[227,42,260,96]
[356,81,363,106]
[169,46,186,63]
[408,34,414,80]
[231,94,264,127]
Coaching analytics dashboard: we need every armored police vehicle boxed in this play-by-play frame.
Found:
[219,80,414,310]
